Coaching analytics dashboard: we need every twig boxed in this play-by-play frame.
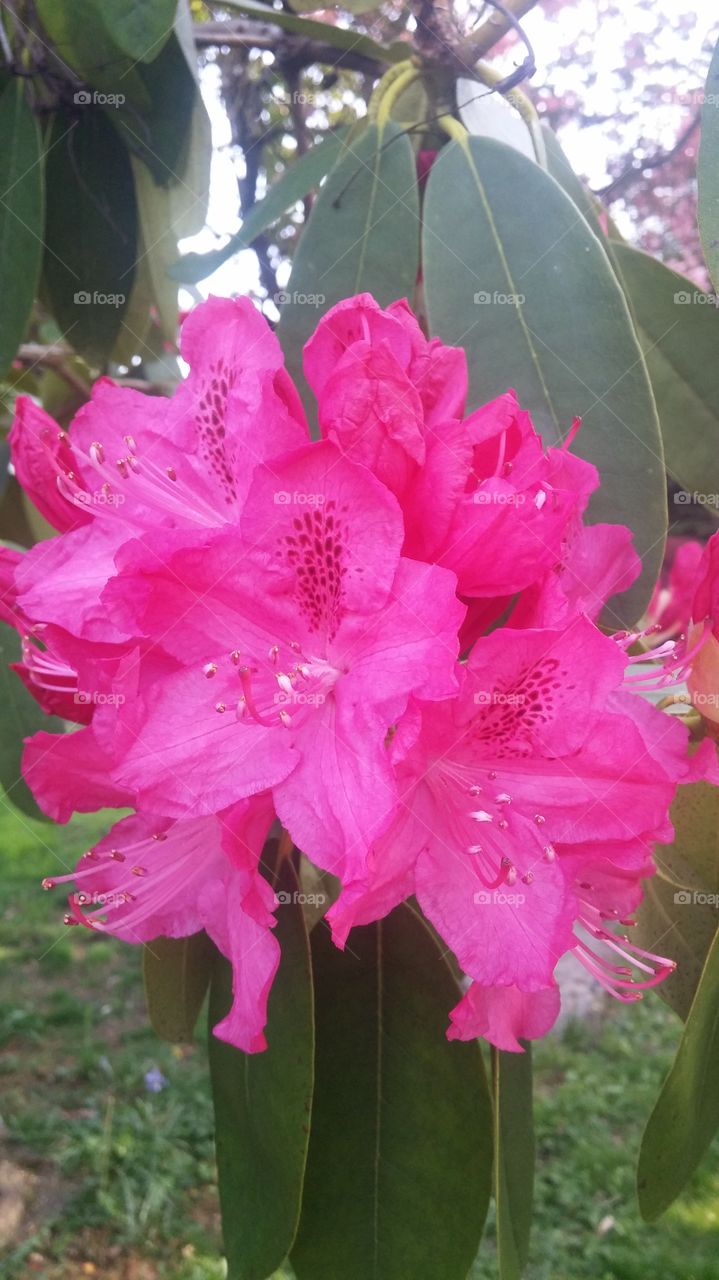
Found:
[194,21,388,76]
[596,111,701,201]
[464,0,539,63]
[15,343,91,399]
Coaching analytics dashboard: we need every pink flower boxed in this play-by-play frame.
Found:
[6,290,710,1058]
[0,546,94,722]
[447,983,561,1052]
[691,531,719,630]
[329,618,715,1049]
[305,295,467,473]
[685,531,719,725]
[405,394,598,601]
[11,296,308,642]
[477,520,642,638]
[306,296,603,608]
[25,443,464,885]
[646,536,704,639]
[42,796,279,1052]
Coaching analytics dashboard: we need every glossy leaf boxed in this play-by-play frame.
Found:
[118,7,211,356]
[542,125,605,236]
[541,127,627,274]
[698,37,719,292]
[42,109,137,361]
[458,78,535,161]
[208,853,314,1280]
[131,30,198,182]
[92,0,177,62]
[637,923,719,1220]
[171,128,348,283]
[291,906,492,1280]
[278,122,419,415]
[143,931,215,1043]
[543,132,718,504]
[34,0,153,110]
[423,136,666,623]
[610,243,719,500]
[35,1,197,183]
[0,620,64,822]
[130,157,185,344]
[0,80,44,377]
[220,0,407,64]
[493,1046,535,1280]
[635,777,719,1021]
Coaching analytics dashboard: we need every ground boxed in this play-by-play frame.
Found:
[1,803,718,1280]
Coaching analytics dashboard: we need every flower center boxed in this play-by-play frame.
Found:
[430,758,555,891]
[205,641,342,730]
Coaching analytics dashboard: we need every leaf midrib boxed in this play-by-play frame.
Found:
[458,138,561,439]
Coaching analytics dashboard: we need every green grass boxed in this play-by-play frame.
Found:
[0,801,220,1279]
[473,1002,719,1280]
[1,799,718,1279]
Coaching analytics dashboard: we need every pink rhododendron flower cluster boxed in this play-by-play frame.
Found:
[3,293,716,1055]
[657,530,719,728]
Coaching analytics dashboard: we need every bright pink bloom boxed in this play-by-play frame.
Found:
[6,290,710,1058]
[306,296,601,607]
[305,295,468,468]
[9,398,91,533]
[0,546,94,722]
[42,796,279,1052]
[28,443,463,884]
[646,536,704,639]
[11,296,308,641]
[404,394,598,601]
[691,532,719,625]
[685,531,719,724]
[448,983,562,1052]
[488,521,642,635]
[329,619,715,1048]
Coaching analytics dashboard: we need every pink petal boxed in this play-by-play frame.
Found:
[9,397,90,532]
[447,982,561,1050]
